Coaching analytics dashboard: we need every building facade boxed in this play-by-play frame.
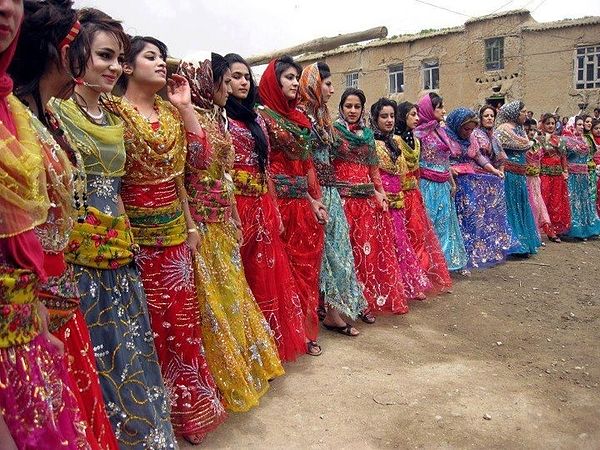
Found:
[298,10,600,117]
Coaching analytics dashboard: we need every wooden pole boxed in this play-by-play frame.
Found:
[245,26,388,66]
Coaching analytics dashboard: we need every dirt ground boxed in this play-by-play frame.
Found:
[180,239,600,449]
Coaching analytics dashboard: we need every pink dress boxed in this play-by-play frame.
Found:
[526,143,553,236]
[375,138,431,299]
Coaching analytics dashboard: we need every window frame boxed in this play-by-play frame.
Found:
[422,59,439,91]
[574,45,600,90]
[388,64,404,94]
[345,71,359,89]
[485,37,505,71]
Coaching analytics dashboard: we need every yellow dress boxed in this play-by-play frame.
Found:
[185,106,283,413]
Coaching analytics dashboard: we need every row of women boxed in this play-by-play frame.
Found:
[2,1,600,449]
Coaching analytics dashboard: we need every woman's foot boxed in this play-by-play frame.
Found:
[322,321,359,336]
[306,340,322,356]
[548,235,561,243]
[182,434,205,445]
[359,310,376,324]
[412,292,427,301]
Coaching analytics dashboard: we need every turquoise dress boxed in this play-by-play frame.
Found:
[312,134,366,318]
[415,125,468,271]
[495,124,541,254]
[565,140,600,238]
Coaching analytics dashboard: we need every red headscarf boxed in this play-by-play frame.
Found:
[258,58,311,129]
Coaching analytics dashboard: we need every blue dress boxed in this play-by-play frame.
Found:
[451,128,519,268]
[415,126,467,271]
[53,99,177,449]
[565,142,600,238]
[313,137,366,318]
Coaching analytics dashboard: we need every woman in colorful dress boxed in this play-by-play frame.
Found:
[258,56,326,354]
[111,36,227,444]
[414,93,468,272]
[333,88,407,320]
[0,1,90,447]
[395,101,451,293]
[583,115,598,206]
[494,101,541,255]
[445,107,518,268]
[563,116,600,239]
[50,9,176,448]
[522,120,559,242]
[539,113,571,236]
[177,54,283,411]
[9,2,119,447]
[299,62,365,335]
[370,97,431,299]
[591,119,600,216]
[224,53,306,360]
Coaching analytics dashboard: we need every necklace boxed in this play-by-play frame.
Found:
[75,99,106,124]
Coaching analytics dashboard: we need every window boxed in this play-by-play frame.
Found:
[575,46,600,89]
[422,60,439,90]
[485,37,504,71]
[388,64,404,93]
[345,71,359,88]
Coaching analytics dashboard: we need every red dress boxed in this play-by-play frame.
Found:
[333,124,407,314]
[117,97,226,438]
[230,117,306,361]
[400,136,452,292]
[539,134,571,235]
[259,107,324,342]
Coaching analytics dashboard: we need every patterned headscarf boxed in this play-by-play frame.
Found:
[496,100,524,126]
[298,62,333,143]
[177,58,213,111]
[445,107,478,149]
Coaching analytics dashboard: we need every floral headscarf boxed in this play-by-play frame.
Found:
[445,107,478,150]
[177,58,213,111]
[298,62,333,143]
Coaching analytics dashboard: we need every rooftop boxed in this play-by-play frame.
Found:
[297,9,600,62]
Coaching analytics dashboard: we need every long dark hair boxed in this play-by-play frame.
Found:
[116,35,168,93]
[10,0,85,124]
[370,97,400,161]
[224,53,269,174]
[395,101,417,134]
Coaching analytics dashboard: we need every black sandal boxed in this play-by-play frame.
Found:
[306,340,322,356]
[323,322,359,337]
[359,311,376,324]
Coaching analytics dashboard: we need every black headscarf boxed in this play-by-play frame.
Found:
[395,101,417,149]
[224,53,269,173]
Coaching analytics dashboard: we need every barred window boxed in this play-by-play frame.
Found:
[485,38,504,71]
[575,46,600,89]
[422,60,439,90]
[389,64,404,94]
[345,71,359,89]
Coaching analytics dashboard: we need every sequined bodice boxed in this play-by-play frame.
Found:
[419,132,451,172]
[86,174,121,217]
